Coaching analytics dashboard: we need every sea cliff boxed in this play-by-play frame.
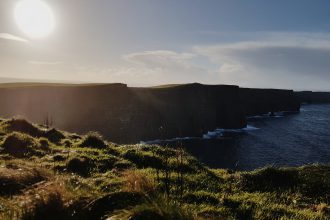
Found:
[0,83,300,143]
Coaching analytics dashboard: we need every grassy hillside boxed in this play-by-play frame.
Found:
[0,117,329,220]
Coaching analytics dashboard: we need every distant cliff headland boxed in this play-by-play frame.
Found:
[1,83,326,143]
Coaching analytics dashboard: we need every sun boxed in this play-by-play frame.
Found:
[14,0,55,38]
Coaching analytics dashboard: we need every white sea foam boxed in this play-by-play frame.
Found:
[202,124,260,139]
[139,110,300,144]
[244,124,260,131]
[140,124,260,143]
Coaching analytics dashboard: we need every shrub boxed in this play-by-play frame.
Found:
[79,132,107,149]
[2,132,43,158]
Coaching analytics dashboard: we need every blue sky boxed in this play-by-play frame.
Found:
[1,0,330,90]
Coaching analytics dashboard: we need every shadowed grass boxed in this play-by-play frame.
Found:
[110,196,198,220]
[0,164,49,196]
[240,165,330,201]
[1,118,44,137]
[1,132,45,158]
[45,128,65,144]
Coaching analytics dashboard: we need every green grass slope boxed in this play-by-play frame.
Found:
[0,117,329,219]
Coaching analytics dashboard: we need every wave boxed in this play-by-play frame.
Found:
[140,124,260,144]
[203,125,259,139]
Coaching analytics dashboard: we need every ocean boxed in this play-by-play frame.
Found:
[150,104,330,170]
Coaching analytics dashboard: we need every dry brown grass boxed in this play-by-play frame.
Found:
[122,170,156,194]
[0,161,95,220]
[0,164,49,196]
[18,181,70,220]
[8,176,91,220]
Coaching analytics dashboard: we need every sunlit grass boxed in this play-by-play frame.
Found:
[0,117,329,219]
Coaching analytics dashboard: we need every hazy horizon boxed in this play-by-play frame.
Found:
[1,0,330,90]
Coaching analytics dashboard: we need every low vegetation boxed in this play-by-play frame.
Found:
[0,118,329,219]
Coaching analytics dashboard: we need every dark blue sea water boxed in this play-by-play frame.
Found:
[153,104,330,170]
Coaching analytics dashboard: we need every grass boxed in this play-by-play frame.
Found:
[1,132,46,158]
[2,118,44,137]
[121,169,156,194]
[45,128,65,144]
[110,196,198,220]
[0,163,49,196]
[78,132,108,149]
[0,117,329,219]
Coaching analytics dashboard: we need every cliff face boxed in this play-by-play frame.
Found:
[129,83,246,141]
[0,83,300,143]
[295,91,330,104]
[240,88,300,116]
[0,84,132,142]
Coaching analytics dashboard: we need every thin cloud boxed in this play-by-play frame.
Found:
[0,33,28,43]
[75,50,212,86]
[28,60,62,65]
[194,32,330,90]
[123,50,197,67]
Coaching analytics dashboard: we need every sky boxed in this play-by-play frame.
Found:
[1,0,330,90]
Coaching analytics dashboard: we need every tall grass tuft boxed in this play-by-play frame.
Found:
[110,195,198,220]
[79,132,108,149]
[45,128,65,144]
[0,165,49,196]
[2,132,42,157]
[122,170,156,194]
[3,118,44,137]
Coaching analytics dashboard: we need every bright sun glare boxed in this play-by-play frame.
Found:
[14,0,55,38]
